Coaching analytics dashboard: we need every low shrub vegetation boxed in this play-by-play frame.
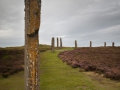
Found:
[58,47,120,81]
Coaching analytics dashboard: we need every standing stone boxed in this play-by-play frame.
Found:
[112,42,115,47]
[75,40,77,49]
[57,37,59,49]
[24,0,41,90]
[104,42,106,47]
[90,41,92,47]
[51,37,55,52]
[60,38,62,48]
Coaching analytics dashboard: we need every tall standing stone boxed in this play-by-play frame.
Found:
[57,37,59,49]
[112,42,115,47]
[75,40,77,49]
[90,41,92,47]
[51,37,55,52]
[60,38,62,48]
[24,0,41,90]
[104,42,106,47]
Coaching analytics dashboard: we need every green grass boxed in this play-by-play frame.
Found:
[40,51,95,90]
[0,48,120,90]
[40,49,120,90]
[0,71,24,90]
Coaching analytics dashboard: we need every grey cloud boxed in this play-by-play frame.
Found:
[0,0,24,47]
[0,0,120,47]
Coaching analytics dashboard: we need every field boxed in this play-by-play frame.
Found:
[40,49,120,90]
[0,44,51,78]
[0,49,24,78]
[0,46,120,90]
[58,47,120,80]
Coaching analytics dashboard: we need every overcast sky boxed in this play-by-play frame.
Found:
[0,0,120,47]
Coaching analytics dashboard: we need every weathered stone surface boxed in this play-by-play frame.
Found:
[60,38,62,48]
[24,0,41,90]
[75,40,77,48]
[57,37,59,49]
[112,42,115,47]
[90,41,92,47]
[51,37,55,52]
[104,42,106,47]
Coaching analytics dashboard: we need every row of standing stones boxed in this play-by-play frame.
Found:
[51,37,62,52]
[51,37,116,52]
[89,41,115,47]
[76,41,115,48]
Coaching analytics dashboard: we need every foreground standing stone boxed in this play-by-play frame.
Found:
[24,0,41,90]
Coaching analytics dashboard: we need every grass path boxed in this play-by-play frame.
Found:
[0,49,120,90]
[0,71,24,90]
[40,50,120,90]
